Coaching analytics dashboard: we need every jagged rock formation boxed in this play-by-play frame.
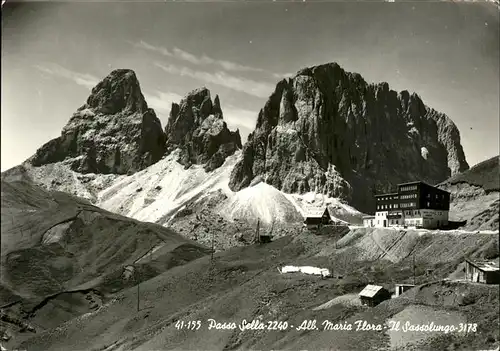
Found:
[164,87,242,171]
[229,62,469,213]
[29,69,166,175]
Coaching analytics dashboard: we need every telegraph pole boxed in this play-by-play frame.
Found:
[255,219,260,244]
[413,253,416,285]
[137,282,140,312]
[211,230,215,263]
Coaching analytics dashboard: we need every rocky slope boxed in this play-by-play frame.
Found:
[165,87,242,172]
[1,150,365,252]
[12,227,499,351]
[229,62,469,213]
[0,179,210,349]
[438,155,499,230]
[29,69,167,175]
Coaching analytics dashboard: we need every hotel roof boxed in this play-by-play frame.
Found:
[397,181,451,194]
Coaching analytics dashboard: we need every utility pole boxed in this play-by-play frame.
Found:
[137,282,140,312]
[255,219,260,244]
[413,253,416,285]
[211,230,215,263]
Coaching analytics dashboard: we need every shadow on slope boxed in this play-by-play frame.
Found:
[0,179,210,348]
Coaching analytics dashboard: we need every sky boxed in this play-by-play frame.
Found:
[2,1,499,172]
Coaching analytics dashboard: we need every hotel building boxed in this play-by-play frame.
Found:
[363,181,450,229]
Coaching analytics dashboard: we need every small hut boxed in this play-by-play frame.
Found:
[362,215,375,228]
[394,283,416,297]
[303,208,333,229]
[464,259,500,284]
[359,284,391,307]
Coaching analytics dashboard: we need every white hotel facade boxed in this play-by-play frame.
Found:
[363,181,450,229]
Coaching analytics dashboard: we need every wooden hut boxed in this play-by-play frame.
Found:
[358,284,391,307]
[303,208,333,229]
[464,259,500,284]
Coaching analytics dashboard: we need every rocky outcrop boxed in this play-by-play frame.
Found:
[439,155,499,229]
[164,87,242,171]
[29,69,166,174]
[229,62,469,213]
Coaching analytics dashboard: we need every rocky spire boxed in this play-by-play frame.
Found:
[164,87,242,171]
[83,69,148,115]
[29,69,166,175]
[213,94,223,118]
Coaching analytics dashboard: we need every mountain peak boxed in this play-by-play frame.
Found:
[164,87,241,172]
[229,63,469,213]
[83,68,148,115]
[296,62,343,77]
[29,69,166,174]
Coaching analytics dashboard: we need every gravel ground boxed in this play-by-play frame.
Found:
[312,293,362,310]
[386,305,466,349]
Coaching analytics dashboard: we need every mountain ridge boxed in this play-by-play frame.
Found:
[229,62,469,213]
[2,62,473,226]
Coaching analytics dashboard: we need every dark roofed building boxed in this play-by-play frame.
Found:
[303,208,333,228]
[358,284,391,307]
[369,181,451,229]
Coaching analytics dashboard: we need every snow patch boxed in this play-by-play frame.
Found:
[276,125,298,135]
[23,148,365,227]
[421,146,429,160]
[97,149,239,223]
[280,265,332,278]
